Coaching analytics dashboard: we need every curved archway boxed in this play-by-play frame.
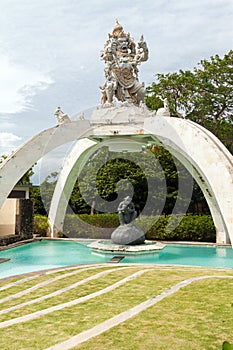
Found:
[48,116,233,245]
[144,117,233,244]
[0,113,232,246]
[0,120,92,208]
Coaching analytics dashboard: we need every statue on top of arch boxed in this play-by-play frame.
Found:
[100,20,149,107]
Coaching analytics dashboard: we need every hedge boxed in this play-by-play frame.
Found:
[34,214,216,243]
[34,214,50,237]
[142,215,216,242]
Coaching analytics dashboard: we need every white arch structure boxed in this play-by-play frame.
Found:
[0,112,232,245]
[0,120,92,207]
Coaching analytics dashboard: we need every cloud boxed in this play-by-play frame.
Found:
[0,0,232,160]
[0,132,22,155]
[0,54,53,114]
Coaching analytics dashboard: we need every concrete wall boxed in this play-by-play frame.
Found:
[0,199,17,236]
[0,198,34,246]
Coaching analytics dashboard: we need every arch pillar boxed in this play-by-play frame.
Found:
[48,138,97,237]
[144,117,233,245]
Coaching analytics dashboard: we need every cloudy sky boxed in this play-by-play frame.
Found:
[0,0,232,158]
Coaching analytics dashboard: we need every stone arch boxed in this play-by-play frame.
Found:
[0,114,232,246]
[0,120,92,208]
[144,117,233,244]
[48,116,233,245]
[48,138,97,236]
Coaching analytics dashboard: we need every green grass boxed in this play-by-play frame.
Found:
[0,267,138,320]
[0,266,120,311]
[0,265,104,298]
[0,265,232,350]
[75,278,233,350]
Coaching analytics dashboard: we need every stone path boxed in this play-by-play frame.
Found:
[45,275,233,350]
[0,264,107,291]
[0,269,148,329]
[0,265,127,305]
[0,267,128,315]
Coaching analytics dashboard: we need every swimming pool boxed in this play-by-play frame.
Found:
[0,240,233,278]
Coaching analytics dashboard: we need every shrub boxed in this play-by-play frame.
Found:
[34,214,49,237]
[145,215,216,242]
[63,213,119,239]
[62,213,216,242]
[35,213,216,242]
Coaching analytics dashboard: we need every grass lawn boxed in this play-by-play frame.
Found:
[0,264,232,349]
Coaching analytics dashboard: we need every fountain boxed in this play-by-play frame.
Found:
[88,196,165,257]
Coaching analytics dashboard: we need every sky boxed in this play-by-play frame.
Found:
[0,0,232,181]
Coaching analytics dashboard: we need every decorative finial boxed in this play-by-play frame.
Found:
[111,19,124,37]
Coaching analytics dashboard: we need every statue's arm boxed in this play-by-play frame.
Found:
[137,35,149,62]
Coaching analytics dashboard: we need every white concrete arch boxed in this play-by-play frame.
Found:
[48,115,233,245]
[48,138,97,236]
[0,120,92,208]
[144,117,233,245]
[48,123,145,237]
[0,109,232,245]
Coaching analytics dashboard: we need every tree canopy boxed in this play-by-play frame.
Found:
[146,50,233,122]
[146,50,233,153]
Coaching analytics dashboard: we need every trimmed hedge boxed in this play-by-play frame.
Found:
[34,214,50,237]
[63,213,119,239]
[142,215,216,242]
[34,213,216,242]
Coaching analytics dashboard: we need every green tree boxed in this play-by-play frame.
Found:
[146,69,197,118]
[193,51,233,123]
[31,172,58,215]
[69,146,196,216]
[146,50,233,153]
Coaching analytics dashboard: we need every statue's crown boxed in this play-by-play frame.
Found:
[110,19,126,38]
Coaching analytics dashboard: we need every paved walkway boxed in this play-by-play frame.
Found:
[45,275,233,350]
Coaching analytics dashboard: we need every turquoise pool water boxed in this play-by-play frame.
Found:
[0,240,233,278]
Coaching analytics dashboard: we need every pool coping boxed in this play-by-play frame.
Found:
[0,238,38,251]
[0,237,231,253]
[1,261,233,284]
[0,258,10,264]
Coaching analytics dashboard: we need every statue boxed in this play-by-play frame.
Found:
[54,106,71,125]
[118,196,137,225]
[155,98,171,117]
[111,196,145,245]
[100,20,149,107]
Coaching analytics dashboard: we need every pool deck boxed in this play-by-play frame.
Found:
[1,236,231,252]
[0,238,38,251]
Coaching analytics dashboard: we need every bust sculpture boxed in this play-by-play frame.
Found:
[100,20,149,107]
